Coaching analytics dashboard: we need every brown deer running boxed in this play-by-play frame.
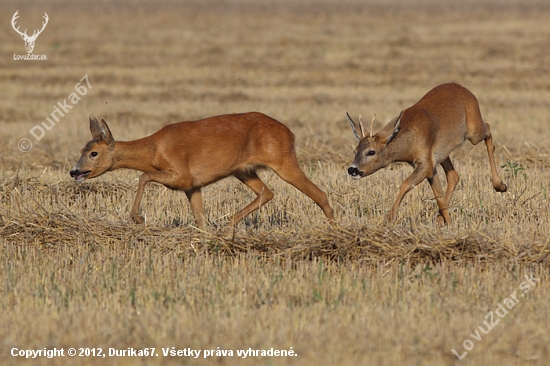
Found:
[70,113,334,229]
[347,82,507,224]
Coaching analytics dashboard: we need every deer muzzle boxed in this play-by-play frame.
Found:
[70,168,91,182]
[348,165,364,180]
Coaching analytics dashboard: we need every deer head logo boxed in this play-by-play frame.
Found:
[11,11,49,54]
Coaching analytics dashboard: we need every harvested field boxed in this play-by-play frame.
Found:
[1,0,549,365]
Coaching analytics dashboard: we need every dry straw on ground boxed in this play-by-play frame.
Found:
[1,0,549,365]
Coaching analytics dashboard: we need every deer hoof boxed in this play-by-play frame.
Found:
[436,213,446,226]
[131,214,145,224]
[495,182,508,193]
[386,210,398,222]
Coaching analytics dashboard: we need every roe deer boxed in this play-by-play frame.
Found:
[346,82,507,224]
[70,113,334,229]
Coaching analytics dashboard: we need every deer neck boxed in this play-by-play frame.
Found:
[111,139,155,172]
[381,134,413,165]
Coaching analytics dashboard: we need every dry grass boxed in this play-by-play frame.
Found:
[1,0,550,365]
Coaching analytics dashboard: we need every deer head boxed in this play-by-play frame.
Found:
[346,111,403,179]
[70,115,115,182]
[12,11,49,54]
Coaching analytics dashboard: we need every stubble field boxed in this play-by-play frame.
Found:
[0,0,549,365]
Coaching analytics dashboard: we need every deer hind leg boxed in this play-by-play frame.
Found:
[130,170,181,224]
[441,158,459,202]
[230,170,274,227]
[482,123,508,192]
[438,157,461,225]
[465,112,507,193]
[388,163,432,222]
[427,168,451,225]
[185,187,206,230]
[270,159,334,222]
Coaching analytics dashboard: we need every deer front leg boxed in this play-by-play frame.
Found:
[185,188,206,230]
[388,163,431,222]
[130,171,181,224]
[130,174,149,224]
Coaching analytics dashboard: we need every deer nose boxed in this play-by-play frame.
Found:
[70,169,79,178]
[348,166,361,176]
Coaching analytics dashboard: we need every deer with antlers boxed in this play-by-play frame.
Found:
[347,82,507,224]
[70,113,335,230]
[11,11,49,54]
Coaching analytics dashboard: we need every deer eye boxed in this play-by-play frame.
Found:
[90,152,98,157]
[366,150,376,156]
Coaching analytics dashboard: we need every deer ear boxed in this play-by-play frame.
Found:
[89,115,102,139]
[386,111,403,145]
[99,119,115,149]
[346,112,361,140]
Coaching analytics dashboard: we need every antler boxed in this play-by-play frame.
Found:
[358,114,365,138]
[11,11,48,40]
[346,112,369,140]
[370,115,376,137]
[346,112,360,140]
[11,11,27,37]
[31,13,49,39]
